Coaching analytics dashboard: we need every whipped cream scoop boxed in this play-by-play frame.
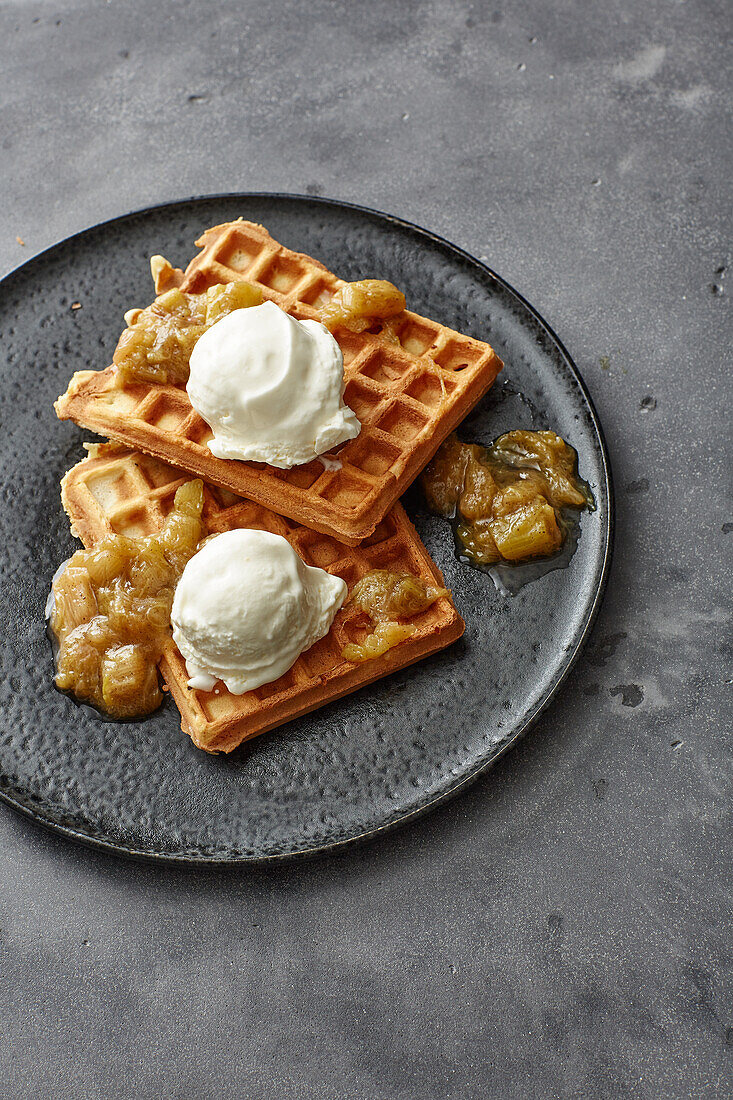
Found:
[186,300,360,468]
[171,529,347,694]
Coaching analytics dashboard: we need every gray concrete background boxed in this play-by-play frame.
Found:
[1,1,731,1097]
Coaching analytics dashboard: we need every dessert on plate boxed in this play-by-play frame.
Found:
[49,218,591,754]
[55,444,462,753]
[55,221,504,544]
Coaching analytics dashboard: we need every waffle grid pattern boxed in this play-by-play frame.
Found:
[56,221,503,543]
[60,446,463,753]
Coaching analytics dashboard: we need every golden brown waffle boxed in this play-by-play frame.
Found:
[60,444,464,753]
[56,221,503,544]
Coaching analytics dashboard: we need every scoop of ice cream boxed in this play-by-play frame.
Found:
[171,528,346,694]
[186,300,360,468]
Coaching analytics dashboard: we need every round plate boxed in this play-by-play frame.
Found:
[0,195,613,863]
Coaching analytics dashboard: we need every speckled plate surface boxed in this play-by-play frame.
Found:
[0,195,612,863]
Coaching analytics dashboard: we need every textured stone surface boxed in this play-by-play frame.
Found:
[1,2,730,1098]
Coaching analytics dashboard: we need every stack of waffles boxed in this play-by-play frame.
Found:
[56,221,503,752]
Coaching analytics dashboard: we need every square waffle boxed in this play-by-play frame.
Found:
[55,220,503,544]
[60,444,464,753]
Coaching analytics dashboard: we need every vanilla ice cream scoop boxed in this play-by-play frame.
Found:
[186,300,361,468]
[171,529,347,694]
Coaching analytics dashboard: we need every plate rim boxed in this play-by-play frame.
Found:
[0,191,615,865]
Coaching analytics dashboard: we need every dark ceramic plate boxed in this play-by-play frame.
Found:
[0,195,612,863]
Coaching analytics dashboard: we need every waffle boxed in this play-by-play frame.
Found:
[60,444,464,753]
[56,220,503,544]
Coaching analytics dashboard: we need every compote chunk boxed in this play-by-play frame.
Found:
[422,430,594,566]
[50,480,205,718]
[342,569,448,664]
[320,279,406,334]
[113,281,262,387]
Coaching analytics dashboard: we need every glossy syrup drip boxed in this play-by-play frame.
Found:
[422,423,594,596]
[460,511,584,595]
[46,567,128,723]
[46,562,170,724]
